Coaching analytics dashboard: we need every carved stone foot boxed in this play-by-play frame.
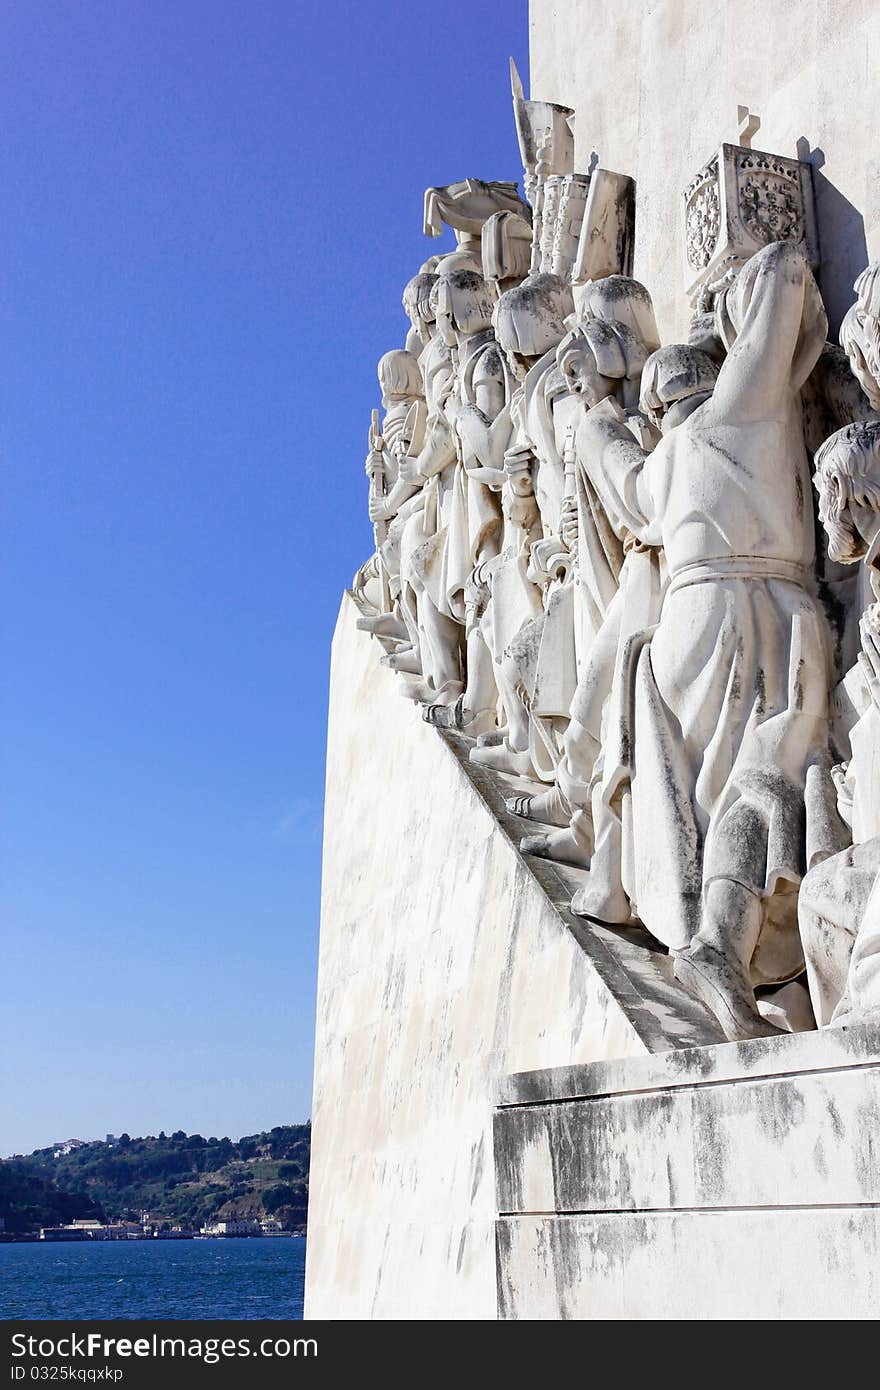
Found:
[459,709,498,739]
[475,726,508,749]
[381,648,421,675]
[400,678,462,706]
[423,698,497,739]
[423,701,457,728]
[469,742,536,778]
[505,782,572,827]
[673,942,783,1042]
[831,1000,880,1028]
[519,812,592,868]
[356,614,408,640]
[570,877,632,924]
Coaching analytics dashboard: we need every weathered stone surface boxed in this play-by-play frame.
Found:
[529,0,880,341]
[313,1,880,1320]
[492,1028,878,1317]
[497,1208,880,1320]
[305,595,722,1320]
[495,1021,880,1318]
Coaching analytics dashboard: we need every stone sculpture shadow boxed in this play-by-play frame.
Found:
[798,137,869,338]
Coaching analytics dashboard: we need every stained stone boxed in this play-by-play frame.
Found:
[308,0,880,1320]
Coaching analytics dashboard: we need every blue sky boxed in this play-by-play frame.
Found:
[1,1,529,1154]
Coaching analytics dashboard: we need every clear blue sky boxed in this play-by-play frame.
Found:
[1,1,529,1154]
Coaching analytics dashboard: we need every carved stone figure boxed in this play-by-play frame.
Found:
[508,282,667,868]
[800,419,880,1023]
[348,95,880,1052]
[571,241,843,1040]
[466,272,576,777]
[419,268,509,732]
[518,345,718,927]
[392,267,509,709]
[354,347,427,636]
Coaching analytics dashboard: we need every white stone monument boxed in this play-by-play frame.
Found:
[306,0,880,1319]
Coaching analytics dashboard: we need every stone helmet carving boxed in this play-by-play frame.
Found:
[493,273,575,377]
[377,349,424,405]
[639,344,719,429]
[435,270,495,345]
[840,262,880,410]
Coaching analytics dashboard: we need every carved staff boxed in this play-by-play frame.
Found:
[562,420,578,571]
[529,133,552,275]
[368,408,391,612]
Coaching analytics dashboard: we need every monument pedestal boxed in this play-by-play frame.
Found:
[495,1024,880,1319]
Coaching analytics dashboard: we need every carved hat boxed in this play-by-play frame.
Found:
[423,180,530,239]
[576,276,660,355]
[493,273,574,359]
[436,269,495,342]
[639,344,719,419]
[557,319,649,400]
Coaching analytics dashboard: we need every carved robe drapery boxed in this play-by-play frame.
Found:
[577,242,847,978]
[801,531,880,1022]
[404,330,504,624]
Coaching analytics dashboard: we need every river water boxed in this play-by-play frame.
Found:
[0,1237,306,1320]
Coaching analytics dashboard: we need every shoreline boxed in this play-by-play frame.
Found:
[0,1232,306,1245]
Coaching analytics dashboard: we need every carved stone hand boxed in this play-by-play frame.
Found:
[365,449,385,480]
[368,494,392,524]
[560,496,578,552]
[397,454,426,486]
[858,607,880,710]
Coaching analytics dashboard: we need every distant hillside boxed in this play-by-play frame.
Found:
[1,1125,310,1235]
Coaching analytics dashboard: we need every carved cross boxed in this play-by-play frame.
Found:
[737,105,761,149]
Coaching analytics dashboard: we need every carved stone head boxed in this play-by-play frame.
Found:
[435,270,495,346]
[575,276,661,355]
[814,419,880,563]
[556,318,648,408]
[377,350,424,407]
[840,263,880,410]
[402,272,439,347]
[493,273,574,379]
[639,344,719,432]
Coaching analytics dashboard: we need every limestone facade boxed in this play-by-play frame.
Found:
[308,0,880,1319]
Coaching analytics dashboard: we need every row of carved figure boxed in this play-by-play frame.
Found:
[351,149,880,1044]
